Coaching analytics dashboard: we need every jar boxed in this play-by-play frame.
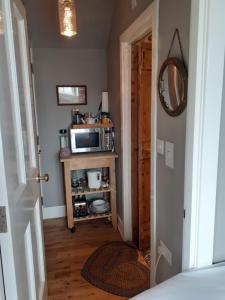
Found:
[101,115,110,125]
[59,129,68,149]
[59,129,70,157]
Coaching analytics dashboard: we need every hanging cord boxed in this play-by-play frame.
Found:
[167,28,185,66]
[154,254,163,284]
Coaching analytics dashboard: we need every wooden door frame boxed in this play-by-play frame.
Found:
[131,40,152,250]
[120,1,159,287]
[182,0,225,270]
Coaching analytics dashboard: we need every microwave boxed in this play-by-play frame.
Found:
[70,126,114,154]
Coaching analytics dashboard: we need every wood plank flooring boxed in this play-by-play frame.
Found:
[44,218,127,300]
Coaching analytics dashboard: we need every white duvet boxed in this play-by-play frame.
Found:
[132,263,225,300]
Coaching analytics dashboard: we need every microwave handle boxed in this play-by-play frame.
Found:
[71,132,76,151]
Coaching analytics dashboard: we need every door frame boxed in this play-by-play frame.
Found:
[120,0,159,287]
[182,0,225,270]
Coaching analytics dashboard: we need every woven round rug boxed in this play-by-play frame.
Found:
[81,241,150,298]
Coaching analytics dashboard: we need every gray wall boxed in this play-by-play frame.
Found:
[108,0,191,282]
[156,0,190,282]
[214,62,225,263]
[34,48,107,207]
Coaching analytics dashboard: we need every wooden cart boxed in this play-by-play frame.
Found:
[60,153,118,232]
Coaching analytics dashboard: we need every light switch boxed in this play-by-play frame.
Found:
[157,139,165,155]
[165,141,174,169]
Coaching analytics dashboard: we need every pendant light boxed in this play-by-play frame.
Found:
[58,0,77,37]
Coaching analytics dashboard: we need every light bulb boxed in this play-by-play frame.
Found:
[58,0,77,37]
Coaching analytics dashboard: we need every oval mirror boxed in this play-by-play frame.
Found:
[158,58,188,116]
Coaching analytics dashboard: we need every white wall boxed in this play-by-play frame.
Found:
[33,48,107,208]
[214,61,225,263]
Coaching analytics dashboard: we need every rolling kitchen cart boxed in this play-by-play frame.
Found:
[60,153,118,232]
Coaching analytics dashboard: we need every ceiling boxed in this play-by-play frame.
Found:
[23,0,115,49]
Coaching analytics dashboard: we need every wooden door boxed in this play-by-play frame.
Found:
[0,0,46,299]
[131,45,139,244]
[131,39,152,250]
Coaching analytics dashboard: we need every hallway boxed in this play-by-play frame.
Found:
[44,218,126,300]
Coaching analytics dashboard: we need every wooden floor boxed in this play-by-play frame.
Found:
[44,218,127,300]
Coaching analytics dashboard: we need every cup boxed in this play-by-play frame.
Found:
[86,117,96,124]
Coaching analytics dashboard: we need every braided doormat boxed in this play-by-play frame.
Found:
[81,241,150,298]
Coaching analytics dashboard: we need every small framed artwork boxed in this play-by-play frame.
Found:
[56,85,87,105]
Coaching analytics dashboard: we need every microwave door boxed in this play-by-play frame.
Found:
[73,129,101,153]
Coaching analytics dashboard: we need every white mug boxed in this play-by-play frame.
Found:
[86,117,96,124]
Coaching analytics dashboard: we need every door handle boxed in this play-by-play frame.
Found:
[32,174,49,183]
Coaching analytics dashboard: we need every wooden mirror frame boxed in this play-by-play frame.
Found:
[158,57,188,117]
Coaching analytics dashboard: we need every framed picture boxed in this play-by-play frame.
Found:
[56,85,87,105]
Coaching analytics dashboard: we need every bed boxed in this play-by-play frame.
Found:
[132,263,225,300]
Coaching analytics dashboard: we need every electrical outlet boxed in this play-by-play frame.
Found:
[158,240,172,265]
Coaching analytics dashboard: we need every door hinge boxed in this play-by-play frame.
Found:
[37,135,41,153]
[31,63,34,74]
[183,209,186,219]
[0,207,7,233]
[41,197,44,206]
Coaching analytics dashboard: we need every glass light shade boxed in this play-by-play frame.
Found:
[58,0,77,37]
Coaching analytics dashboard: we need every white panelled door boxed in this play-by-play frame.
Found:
[0,250,5,300]
[0,0,47,299]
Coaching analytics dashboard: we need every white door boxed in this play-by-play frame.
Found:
[0,0,47,299]
[0,249,6,300]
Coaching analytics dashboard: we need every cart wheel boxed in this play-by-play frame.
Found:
[70,227,75,233]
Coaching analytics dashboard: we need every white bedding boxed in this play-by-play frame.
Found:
[132,263,225,300]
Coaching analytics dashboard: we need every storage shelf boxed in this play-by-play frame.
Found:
[72,186,111,196]
[71,123,113,129]
[60,152,117,230]
[74,212,111,222]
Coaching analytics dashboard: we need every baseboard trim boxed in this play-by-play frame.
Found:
[117,216,125,240]
[42,205,66,220]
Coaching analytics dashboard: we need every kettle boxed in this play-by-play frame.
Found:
[87,170,102,189]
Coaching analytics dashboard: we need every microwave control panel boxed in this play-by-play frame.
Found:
[102,128,113,151]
